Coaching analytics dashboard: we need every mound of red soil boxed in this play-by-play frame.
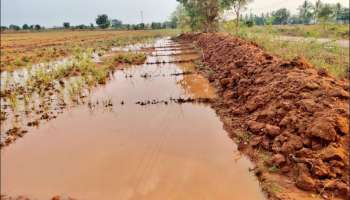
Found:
[178,33,349,199]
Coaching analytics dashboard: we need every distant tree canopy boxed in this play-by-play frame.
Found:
[272,8,290,25]
[241,0,349,26]
[63,22,70,29]
[317,3,336,22]
[22,24,30,30]
[176,0,222,32]
[298,0,314,24]
[176,0,253,32]
[151,22,162,29]
[34,24,41,30]
[1,26,8,31]
[111,19,123,28]
[9,24,21,31]
[221,0,253,32]
[175,0,348,33]
[337,7,350,22]
[96,14,111,29]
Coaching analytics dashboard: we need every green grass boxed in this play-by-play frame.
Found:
[222,23,349,79]
[106,52,147,66]
[222,23,349,39]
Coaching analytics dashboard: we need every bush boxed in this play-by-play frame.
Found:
[245,21,254,27]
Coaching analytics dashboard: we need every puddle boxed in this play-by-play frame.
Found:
[1,38,265,200]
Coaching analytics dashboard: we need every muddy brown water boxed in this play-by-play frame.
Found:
[1,38,265,200]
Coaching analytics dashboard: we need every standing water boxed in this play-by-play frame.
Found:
[1,38,265,200]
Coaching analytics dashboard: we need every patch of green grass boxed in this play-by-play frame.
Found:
[109,52,147,65]
[235,130,252,143]
[222,23,349,40]
[268,165,280,173]
[223,25,349,79]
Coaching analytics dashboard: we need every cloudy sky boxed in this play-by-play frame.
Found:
[1,0,348,27]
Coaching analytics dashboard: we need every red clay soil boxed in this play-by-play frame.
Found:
[177,33,350,200]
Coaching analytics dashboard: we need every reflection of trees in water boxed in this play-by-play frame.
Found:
[179,74,215,99]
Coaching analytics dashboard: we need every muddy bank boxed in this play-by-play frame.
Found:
[177,33,349,200]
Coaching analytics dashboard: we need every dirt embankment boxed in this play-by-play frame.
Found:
[177,33,349,200]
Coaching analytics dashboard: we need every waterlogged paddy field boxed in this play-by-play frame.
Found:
[1,33,265,199]
[0,30,179,71]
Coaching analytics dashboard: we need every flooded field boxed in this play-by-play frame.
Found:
[1,38,265,200]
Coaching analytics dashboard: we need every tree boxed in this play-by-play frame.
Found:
[22,24,30,30]
[272,8,290,25]
[337,7,350,23]
[111,19,123,28]
[1,26,8,31]
[298,0,313,24]
[334,3,342,21]
[169,11,179,28]
[138,23,145,29]
[177,0,220,32]
[63,22,70,29]
[75,24,88,29]
[172,4,191,31]
[253,13,266,25]
[221,0,253,33]
[289,15,303,24]
[34,24,41,30]
[96,14,111,29]
[313,0,323,23]
[9,24,21,31]
[151,22,162,29]
[318,3,336,23]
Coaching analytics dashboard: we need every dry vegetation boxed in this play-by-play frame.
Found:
[0,29,178,71]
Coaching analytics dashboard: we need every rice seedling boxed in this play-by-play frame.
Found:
[8,92,19,113]
[23,92,32,115]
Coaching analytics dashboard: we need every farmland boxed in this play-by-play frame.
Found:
[0,29,178,71]
[1,0,349,200]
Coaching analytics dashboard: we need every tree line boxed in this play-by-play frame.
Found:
[1,14,177,32]
[1,24,43,31]
[243,0,349,26]
[174,0,349,32]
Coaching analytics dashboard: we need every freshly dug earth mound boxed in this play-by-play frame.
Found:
[178,33,349,200]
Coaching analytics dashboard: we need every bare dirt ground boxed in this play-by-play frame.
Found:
[177,33,349,200]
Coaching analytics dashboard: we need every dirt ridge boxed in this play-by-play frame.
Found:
[177,33,349,200]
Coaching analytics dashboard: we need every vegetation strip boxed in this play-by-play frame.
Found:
[146,58,199,65]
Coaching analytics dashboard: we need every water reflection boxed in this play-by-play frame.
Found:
[1,38,265,200]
